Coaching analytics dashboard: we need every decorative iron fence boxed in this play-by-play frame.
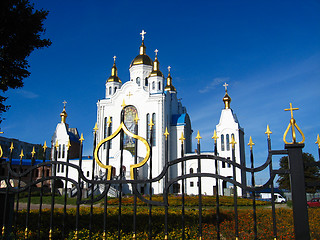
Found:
[0,104,319,239]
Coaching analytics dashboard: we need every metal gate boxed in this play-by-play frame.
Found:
[0,104,319,239]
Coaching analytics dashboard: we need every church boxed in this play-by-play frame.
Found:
[52,30,246,196]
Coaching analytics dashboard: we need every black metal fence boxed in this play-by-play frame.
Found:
[0,107,319,239]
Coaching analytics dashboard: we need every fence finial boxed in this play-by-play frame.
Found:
[316,134,320,149]
[230,134,237,149]
[265,125,272,139]
[283,103,305,144]
[248,136,255,150]
[164,127,169,140]
[196,130,202,144]
[212,130,219,143]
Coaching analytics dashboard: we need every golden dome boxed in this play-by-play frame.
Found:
[149,50,163,77]
[223,92,231,109]
[60,106,67,123]
[130,41,153,67]
[164,67,176,92]
[107,58,121,83]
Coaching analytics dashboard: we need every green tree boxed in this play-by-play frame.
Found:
[277,152,320,193]
[0,0,51,121]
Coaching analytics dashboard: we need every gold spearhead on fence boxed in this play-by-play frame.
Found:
[67,140,71,149]
[43,141,47,151]
[212,130,219,143]
[31,147,36,158]
[19,149,24,159]
[55,140,59,150]
[134,113,139,124]
[179,132,185,144]
[283,103,305,144]
[93,122,98,133]
[121,99,126,108]
[316,134,320,149]
[149,118,154,130]
[196,130,202,144]
[230,135,237,149]
[79,133,84,144]
[164,127,169,140]
[10,142,14,152]
[265,125,272,139]
[248,136,255,150]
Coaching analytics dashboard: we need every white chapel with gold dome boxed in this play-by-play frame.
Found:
[51,30,246,196]
[95,30,192,194]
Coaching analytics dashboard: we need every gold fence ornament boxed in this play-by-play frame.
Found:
[316,134,320,149]
[283,103,305,144]
[94,122,150,180]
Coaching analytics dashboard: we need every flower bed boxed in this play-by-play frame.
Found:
[11,207,320,239]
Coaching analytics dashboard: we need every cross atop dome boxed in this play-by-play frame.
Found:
[63,100,67,108]
[168,66,171,73]
[113,56,117,63]
[140,30,146,41]
[223,82,228,92]
[154,49,158,56]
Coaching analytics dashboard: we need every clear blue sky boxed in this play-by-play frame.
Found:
[2,0,320,185]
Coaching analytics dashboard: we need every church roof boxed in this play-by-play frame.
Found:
[171,114,187,126]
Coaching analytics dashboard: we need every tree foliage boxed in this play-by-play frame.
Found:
[0,0,51,120]
[277,152,320,193]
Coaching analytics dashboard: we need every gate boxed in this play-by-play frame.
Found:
[0,103,319,239]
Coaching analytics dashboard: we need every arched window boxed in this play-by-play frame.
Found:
[109,86,112,95]
[114,87,117,92]
[145,78,148,86]
[62,144,65,158]
[158,81,161,90]
[136,77,140,86]
[152,113,156,146]
[146,113,150,142]
[58,144,62,158]
[152,81,155,90]
[190,168,193,174]
[226,134,230,151]
[221,134,225,151]
[123,106,137,155]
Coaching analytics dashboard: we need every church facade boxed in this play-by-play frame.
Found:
[52,31,246,196]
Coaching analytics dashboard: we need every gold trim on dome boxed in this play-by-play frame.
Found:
[94,122,150,180]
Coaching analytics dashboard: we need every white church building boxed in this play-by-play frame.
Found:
[51,31,246,196]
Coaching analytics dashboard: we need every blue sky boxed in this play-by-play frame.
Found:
[2,0,320,184]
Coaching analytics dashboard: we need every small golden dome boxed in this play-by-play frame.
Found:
[223,92,231,109]
[149,49,163,77]
[130,41,153,67]
[164,67,176,92]
[60,106,68,123]
[107,57,122,83]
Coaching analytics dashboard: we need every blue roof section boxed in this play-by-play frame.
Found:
[171,114,186,126]
[5,159,50,165]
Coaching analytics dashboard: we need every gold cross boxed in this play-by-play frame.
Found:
[284,103,299,119]
[126,92,133,98]
[140,30,146,41]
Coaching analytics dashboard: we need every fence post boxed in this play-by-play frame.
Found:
[285,143,310,240]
